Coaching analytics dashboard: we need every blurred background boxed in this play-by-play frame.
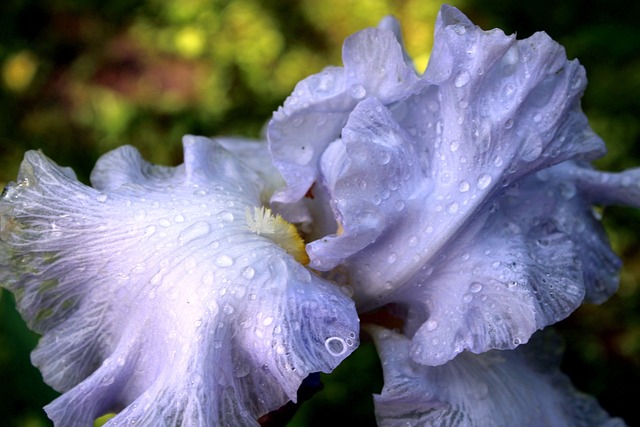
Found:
[0,0,638,425]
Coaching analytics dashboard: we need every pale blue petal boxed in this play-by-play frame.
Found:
[307,97,425,271]
[0,136,359,426]
[267,21,423,206]
[369,326,627,427]
[303,6,626,366]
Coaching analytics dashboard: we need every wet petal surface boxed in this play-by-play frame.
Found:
[0,136,359,426]
[369,326,627,427]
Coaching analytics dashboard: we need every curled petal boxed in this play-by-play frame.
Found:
[0,136,359,426]
[368,326,627,427]
[267,18,423,206]
[302,6,628,365]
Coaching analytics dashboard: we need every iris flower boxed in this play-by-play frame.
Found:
[0,4,635,426]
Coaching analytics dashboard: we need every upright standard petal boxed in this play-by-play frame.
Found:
[369,326,627,427]
[300,5,633,365]
[267,17,423,209]
[0,136,359,426]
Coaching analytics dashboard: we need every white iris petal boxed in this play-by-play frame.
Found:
[0,136,359,426]
[369,326,626,427]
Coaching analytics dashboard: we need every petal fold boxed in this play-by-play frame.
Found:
[369,326,627,427]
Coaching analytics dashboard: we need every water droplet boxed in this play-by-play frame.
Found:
[216,255,234,267]
[408,236,418,247]
[387,253,397,264]
[458,180,470,192]
[262,316,274,326]
[503,84,515,98]
[241,266,255,280]
[559,182,576,199]
[477,173,492,190]
[96,193,108,203]
[100,375,114,386]
[222,303,234,315]
[533,113,542,123]
[425,319,439,331]
[378,151,391,165]
[395,201,405,211]
[325,337,347,356]
[520,135,543,162]
[462,294,473,303]
[174,214,185,223]
[504,119,514,129]
[349,84,366,99]
[217,211,234,223]
[454,70,471,88]
[447,202,459,214]
[470,282,483,293]
[158,218,171,227]
[452,24,466,35]
[450,140,460,152]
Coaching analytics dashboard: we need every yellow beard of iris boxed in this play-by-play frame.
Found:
[245,206,310,265]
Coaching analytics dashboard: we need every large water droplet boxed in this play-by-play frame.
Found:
[349,84,367,99]
[217,211,235,223]
[520,134,543,162]
[241,266,255,280]
[470,282,483,293]
[454,70,471,88]
[293,144,314,165]
[425,319,439,331]
[325,337,347,356]
[476,173,492,190]
[216,254,234,267]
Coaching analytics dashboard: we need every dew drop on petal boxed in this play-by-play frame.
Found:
[324,337,347,356]
[96,193,108,203]
[425,319,439,331]
[470,282,483,293]
[454,70,471,88]
[222,303,234,315]
[476,173,492,190]
[217,211,235,223]
[215,254,234,267]
[378,151,391,165]
[458,180,470,192]
[349,84,367,99]
[241,266,255,280]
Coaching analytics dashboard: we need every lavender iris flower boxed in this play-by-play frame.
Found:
[0,4,635,426]
[269,5,639,365]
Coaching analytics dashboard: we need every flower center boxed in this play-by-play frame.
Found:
[245,206,309,265]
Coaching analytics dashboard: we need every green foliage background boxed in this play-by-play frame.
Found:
[0,0,638,426]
